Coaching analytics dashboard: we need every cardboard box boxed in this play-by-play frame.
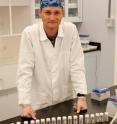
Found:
[91,91,110,101]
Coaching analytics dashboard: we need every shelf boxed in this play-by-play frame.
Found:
[11,0,29,6]
[68,0,77,3]
[0,0,32,36]
[68,8,78,17]
[0,0,9,6]
[12,6,31,34]
[68,3,77,8]
[63,17,82,23]
[0,34,21,38]
[0,0,29,6]
[35,3,39,9]
[0,0,33,95]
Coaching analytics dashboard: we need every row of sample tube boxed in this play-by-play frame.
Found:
[11,112,109,124]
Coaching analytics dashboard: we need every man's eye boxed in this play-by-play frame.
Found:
[54,11,60,15]
[45,12,51,15]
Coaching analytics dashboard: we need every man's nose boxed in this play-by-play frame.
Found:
[50,14,56,20]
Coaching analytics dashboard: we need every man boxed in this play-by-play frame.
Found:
[16,0,87,119]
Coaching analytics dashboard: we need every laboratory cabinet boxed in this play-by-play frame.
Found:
[0,0,33,36]
[35,0,83,22]
[0,90,20,121]
[0,1,34,120]
[84,51,100,93]
[0,64,19,121]
[0,0,34,89]
[64,0,83,22]
[0,0,34,66]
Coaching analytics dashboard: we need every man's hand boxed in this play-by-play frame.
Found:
[73,97,87,113]
[21,105,36,120]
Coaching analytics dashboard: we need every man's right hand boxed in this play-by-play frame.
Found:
[21,105,36,120]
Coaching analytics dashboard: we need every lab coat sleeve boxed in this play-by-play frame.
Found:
[16,28,34,105]
[70,25,87,96]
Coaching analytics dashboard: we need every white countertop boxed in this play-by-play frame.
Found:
[82,45,98,52]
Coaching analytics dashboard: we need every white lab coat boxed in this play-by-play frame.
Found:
[16,19,87,110]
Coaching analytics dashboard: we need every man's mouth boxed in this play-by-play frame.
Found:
[48,21,57,23]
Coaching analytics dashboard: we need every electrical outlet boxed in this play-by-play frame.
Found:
[105,17,115,28]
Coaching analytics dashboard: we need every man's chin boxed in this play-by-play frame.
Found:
[48,25,58,29]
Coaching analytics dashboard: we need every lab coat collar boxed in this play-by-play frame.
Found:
[39,19,64,41]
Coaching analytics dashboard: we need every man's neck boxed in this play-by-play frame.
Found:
[44,27,58,38]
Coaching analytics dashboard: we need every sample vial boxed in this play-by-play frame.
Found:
[31,120,35,124]
[90,114,95,124]
[52,117,56,124]
[79,115,83,124]
[57,117,61,124]
[85,114,90,124]
[104,112,109,122]
[68,116,72,124]
[36,119,40,124]
[62,116,67,124]
[16,122,21,124]
[100,112,104,122]
[73,115,77,124]
[95,113,100,123]
[46,118,51,124]
[24,121,28,124]
[41,119,45,124]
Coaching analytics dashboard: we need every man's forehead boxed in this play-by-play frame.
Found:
[41,6,63,11]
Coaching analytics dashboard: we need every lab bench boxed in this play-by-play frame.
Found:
[0,85,116,124]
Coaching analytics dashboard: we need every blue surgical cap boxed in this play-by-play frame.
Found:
[40,0,63,9]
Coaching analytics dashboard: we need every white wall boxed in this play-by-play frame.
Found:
[79,0,115,87]
[114,1,117,85]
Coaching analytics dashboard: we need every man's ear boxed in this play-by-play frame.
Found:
[38,9,42,17]
[62,9,64,17]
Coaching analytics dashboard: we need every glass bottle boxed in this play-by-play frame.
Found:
[79,115,83,124]
[57,117,62,124]
[36,119,40,124]
[85,114,90,124]
[90,114,95,124]
[73,115,78,124]
[68,116,72,124]
[46,118,51,124]
[41,119,45,124]
[52,117,56,124]
[30,120,35,124]
[24,121,28,124]
[62,116,67,124]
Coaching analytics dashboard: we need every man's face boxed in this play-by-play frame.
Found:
[39,7,64,30]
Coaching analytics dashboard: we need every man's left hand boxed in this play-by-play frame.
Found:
[73,97,87,113]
